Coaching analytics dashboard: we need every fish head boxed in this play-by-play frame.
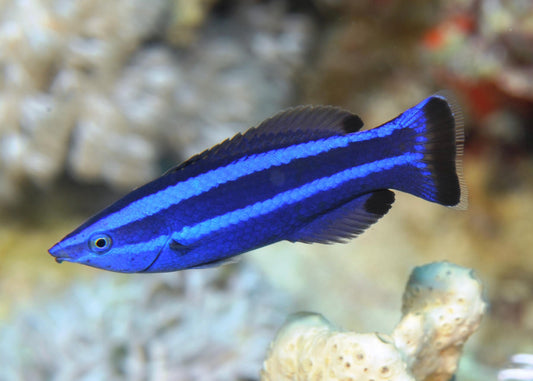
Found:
[48,213,170,273]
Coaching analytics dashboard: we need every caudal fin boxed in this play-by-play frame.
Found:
[397,92,467,209]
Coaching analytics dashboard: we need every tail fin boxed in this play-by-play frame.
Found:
[397,92,467,209]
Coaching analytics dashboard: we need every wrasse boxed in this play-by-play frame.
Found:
[49,93,466,273]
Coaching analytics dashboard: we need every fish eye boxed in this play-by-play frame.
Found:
[88,233,113,254]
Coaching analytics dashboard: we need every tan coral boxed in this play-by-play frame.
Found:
[393,262,486,381]
[261,261,486,381]
[261,312,413,381]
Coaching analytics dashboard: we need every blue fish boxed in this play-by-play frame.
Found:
[49,93,466,273]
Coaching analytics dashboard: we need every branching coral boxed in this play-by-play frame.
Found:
[0,0,313,202]
[261,261,486,381]
[0,264,290,380]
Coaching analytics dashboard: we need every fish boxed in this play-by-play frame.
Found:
[49,92,466,273]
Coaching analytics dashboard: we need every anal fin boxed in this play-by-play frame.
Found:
[189,256,241,269]
[288,190,395,244]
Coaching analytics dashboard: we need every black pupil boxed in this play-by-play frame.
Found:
[95,238,107,248]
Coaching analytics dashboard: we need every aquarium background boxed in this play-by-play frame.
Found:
[1,0,532,380]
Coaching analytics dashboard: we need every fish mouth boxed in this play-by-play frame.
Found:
[48,242,70,264]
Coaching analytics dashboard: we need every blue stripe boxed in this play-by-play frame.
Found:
[113,235,169,257]
[176,152,422,244]
[74,235,170,271]
[61,119,418,248]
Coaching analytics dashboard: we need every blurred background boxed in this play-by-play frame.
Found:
[1,0,532,380]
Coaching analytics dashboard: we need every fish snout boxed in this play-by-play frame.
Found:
[48,242,69,263]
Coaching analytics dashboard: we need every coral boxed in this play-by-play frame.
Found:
[0,0,313,202]
[498,353,533,381]
[423,0,533,101]
[0,264,290,380]
[0,0,169,199]
[261,313,414,381]
[421,0,533,158]
[394,261,486,381]
[261,261,486,381]
[165,0,217,45]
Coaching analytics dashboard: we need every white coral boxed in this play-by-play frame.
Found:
[261,261,487,381]
[0,0,313,201]
[0,264,290,380]
[0,0,169,199]
[262,313,414,381]
[498,353,533,381]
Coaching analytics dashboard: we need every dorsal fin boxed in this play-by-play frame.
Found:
[166,106,363,175]
[288,190,395,244]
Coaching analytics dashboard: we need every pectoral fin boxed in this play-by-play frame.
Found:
[169,239,240,269]
[169,240,191,254]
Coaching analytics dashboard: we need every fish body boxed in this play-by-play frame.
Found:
[49,93,466,273]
